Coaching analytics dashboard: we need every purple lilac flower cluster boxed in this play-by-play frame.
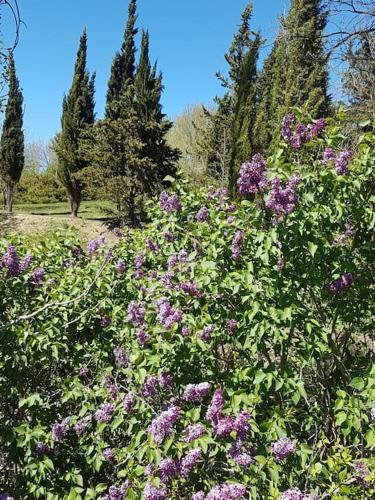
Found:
[103,448,116,464]
[142,373,173,399]
[94,403,115,423]
[104,482,130,500]
[204,483,247,499]
[36,442,50,454]
[354,461,370,487]
[144,482,168,500]
[329,273,353,294]
[199,324,215,342]
[127,301,146,327]
[134,252,146,278]
[237,153,268,196]
[87,236,105,255]
[231,230,244,261]
[156,298,183,329]
[157,458,179,482]
[226,319,237,334]
[123,392,136,412]
[282,113,327,149]
[180,281,203,297]
[137,328,151,346]
[113,347,129,368]
[1,246,34,277]
[52,418,70,442]
[115,259,126,274]
[74,420,87,436]
[280,488,317,500]
[206,389,225,425]
[181,448,202,478]
[196,206,210,222]
[265,174,301,223]
[30,267,45,286]
[148,406,181,444]
[183,423,207,442]
[322,148,352,175]
[159,191,181,213]
[183,382,212,402]
[271,437,296,461]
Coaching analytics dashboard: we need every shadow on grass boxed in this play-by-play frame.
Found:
[0,213,19,236]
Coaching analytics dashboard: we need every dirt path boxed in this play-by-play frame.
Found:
[0,213,115,241]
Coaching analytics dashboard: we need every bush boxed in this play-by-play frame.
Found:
[0,117,374,499]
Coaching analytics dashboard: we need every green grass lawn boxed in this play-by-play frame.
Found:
[14,200,115,220]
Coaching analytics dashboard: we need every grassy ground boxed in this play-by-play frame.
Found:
[0,200,118,241]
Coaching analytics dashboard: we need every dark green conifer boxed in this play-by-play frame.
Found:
[55,29,95,217]
[0,53,24,212]
[106,0,138,119]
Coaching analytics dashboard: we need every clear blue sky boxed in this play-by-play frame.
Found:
[2,0,290,142]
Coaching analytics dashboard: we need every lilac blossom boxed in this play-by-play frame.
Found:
[113,227,123,238]
[231,230,244,261]
[206,483,247,499]
[134,252,146,278]
[137,328,151,346]
[181,448,202,478]
[100,315,111,328]
[115,259,126,274]
[127,301,146,327]
[142,376,159,399]
[30,267,45,286]
[1,245,20,276]
[196,206,210,222]
[215,416,235,438]
[329,273,353,294]
[103,448,116,464]
[147,238,160,253]
[322,147,336,166]
[163,230,174,242]
[104,482,129,500]
[20,254,33,272]
[144,482,168,500]
[271,437,296,461]
[237,153,268,196]
[148,406,181,444]
[234,410,251,439]
[280,488,317,500]
[52,418,70,442]
[74,420,87,436]
[183,423,207,442]
[156,298,183,329]
[157,458,180,483]
[183,382,212,402]
[95,403,115,423]
[159,191,181,214]
[226,319,237,333]
[182,325,191,336]
[123,392,136,412]
[180,282,203,297]
[159,372,173,388]
[265,175,301,223]
[354,461,370,487]
[192,493,206,500]
[334,149,352,175]
[36,442,50,455]
[114,347,129,368]
[199,324,215,342]
[206,389,225,425]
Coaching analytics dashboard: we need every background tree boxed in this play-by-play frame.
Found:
[204,3,260,189]
[0,52,24,212]
[134,30,179,192]
[106,0,137,120]
[167,104,212,184]
[54,29,95,217]
[344,32,375,123]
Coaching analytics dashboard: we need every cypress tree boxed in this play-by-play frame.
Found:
[55,29,95,217]
[282,0,330,118]
[106,0,138,119]
[134,30,179,192]
[205,3,260,188]
[0,53,24,213]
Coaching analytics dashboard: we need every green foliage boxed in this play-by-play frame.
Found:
[0,52,24,212]
[0,120,374,498]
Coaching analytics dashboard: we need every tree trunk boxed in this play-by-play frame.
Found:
[5,183,14,213]
[68,188,81,218]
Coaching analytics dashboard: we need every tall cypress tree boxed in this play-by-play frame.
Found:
[0,53,24,213]
[134,30,179,192]
[254,0,329,154]
[204,3,260,188]
[55,29,95,217]
[106,0,138,119]
[282,0,329,118]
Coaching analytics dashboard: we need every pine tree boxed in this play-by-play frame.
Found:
[134,30,179,192]
[204,3,260,189]
[54,29,95,217]
[344,33,375,123]
[0,53,24,212]
[282,0,330,118]
[106,0,138,119]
